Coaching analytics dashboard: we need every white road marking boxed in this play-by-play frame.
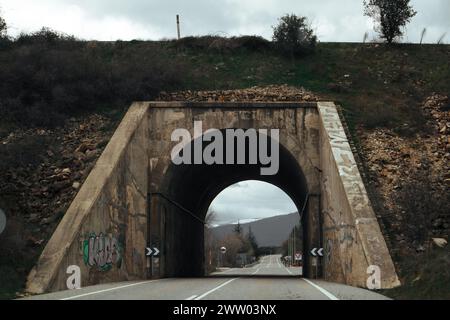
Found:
[303,279,339,300]
[194,278,238,300]
[284,267,293,275]
[60,280,162,300]
[276,257,282,268]
[252,268,260,275]
[185,295,198,300]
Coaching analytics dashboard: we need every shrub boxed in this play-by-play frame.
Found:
[364,0,417,44]
[0,33,185,128]
[396,170,449,244]
[234,36,271,51]
[174,35,271,53]
[16,27,76,45]
[272,14,317,57]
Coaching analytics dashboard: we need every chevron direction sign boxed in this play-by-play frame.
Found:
[146,247,160,257]
[310,247,323,257]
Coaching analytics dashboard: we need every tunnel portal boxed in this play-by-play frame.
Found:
[26,102,400,294]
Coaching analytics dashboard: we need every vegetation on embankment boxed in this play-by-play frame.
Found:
[381,248,450,300]
[1,34,449,135]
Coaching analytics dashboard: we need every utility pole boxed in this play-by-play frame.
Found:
[176,14,181,40]
[288,232,291,266]
[290,230,293,267]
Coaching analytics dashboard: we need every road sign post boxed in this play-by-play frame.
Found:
[219,247,226,268]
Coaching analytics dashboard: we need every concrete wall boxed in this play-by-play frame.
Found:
[318,102,400,289]
[26,102,150,294]
[26,101,399,294]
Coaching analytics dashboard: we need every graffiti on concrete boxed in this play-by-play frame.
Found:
[325,238,333,262]
[83,233,122,271]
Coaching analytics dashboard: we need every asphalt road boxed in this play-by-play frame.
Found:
[23,255,389,300]
[211,254,303,277]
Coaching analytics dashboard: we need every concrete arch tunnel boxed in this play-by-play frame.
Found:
[156,129,311,278]
[26,101,400,294]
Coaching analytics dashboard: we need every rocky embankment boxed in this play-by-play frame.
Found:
[359,94,449,256]
[0,114,116,297]
[158,84,318,102]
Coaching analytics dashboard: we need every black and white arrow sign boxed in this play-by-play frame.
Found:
[146,247,160,257]
[310,247,324,257]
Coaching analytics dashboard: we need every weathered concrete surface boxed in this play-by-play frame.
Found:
[26,101,399,294]
[26,102,150,294]
[318,102,400,289]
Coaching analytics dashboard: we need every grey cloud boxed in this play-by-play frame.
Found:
[208,180,297,225]
[3,0,449,42]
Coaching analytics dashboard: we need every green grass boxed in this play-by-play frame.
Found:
[175,42,450,134]
[381,248,450,300]
[1,39,449,135]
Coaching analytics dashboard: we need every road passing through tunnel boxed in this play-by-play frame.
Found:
[23,255,388,300]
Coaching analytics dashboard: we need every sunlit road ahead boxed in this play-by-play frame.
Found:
[23,255,388,300]
[212,254,303,277]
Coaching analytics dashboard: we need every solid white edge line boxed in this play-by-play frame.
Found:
[185,295,198,300]
[60,280,161,300]
[252,268,260,275]
[194,278,237,300]
[303,279,339,300]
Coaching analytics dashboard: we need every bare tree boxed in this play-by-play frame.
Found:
[364,0,417,43]
[420,28,427,45]
[221,234,245,267]
[437,32,447,45]
[204,209,219,273]
[205,209,218,228]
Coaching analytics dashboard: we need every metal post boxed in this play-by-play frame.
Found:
[146,194,152,278]
[287,234,290,267]
[293,227,296,266]
[176,14,181,40]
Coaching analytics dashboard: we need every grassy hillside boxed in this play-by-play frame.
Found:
[1,35,449,135]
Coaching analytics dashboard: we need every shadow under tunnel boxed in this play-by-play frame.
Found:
[150,129,312,279]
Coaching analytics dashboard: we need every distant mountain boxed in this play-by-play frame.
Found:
[209,212,300,247]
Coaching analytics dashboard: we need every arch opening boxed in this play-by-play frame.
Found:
[205,180,304,277]
[150,129,311,278]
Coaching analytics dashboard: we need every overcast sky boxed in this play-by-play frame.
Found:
[208,181,297,226]
[1,0,449,43]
